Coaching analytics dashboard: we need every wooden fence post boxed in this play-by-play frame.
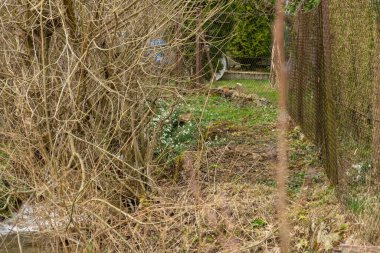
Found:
[321,0,339,185]
[274,0,290,252]
[315,4,325,147]
[372,3,380,180]
[195,11,203,85]
[296,13,305,126]
[175,16,182,81]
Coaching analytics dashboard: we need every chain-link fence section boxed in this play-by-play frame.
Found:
[288,0,380,243]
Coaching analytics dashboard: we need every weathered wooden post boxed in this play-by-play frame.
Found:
[274,0,290,252]
[315,3,325,147]
[195,10,203,85]
[173,13,183,84]
[175,16,182,83]
[372,0,380,181]
[296,13,305,126]
[321,0,339,184]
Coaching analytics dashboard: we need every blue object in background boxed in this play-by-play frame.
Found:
[150,38,166,47]
[149,38,166,64]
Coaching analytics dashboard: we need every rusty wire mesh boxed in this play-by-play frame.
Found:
[288,0,380,244]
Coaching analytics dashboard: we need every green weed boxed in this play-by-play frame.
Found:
[346,196,366,214]
[251,218,267,229]
[288,171,306,194]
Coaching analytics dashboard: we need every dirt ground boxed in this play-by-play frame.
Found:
[0,82,368,253]
[126,91,364,252]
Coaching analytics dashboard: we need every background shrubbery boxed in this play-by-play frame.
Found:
[224,0,274,59]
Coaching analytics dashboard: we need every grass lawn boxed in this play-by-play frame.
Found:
[157,79,278,155]
[213,79,278,104]
[185,79,277,128]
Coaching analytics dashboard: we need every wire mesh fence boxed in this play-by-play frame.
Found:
[288,0,380,243]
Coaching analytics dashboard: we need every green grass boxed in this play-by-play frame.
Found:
[185,95,277,127]
[187,79,278,126]
[155,79,278,159]
[287,127,322,195]
[250,218,267,229]
[212,79,278,104]
[288,171,306,194]
[345,196,366,214]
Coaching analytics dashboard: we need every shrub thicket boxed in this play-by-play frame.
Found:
[0,0,222,250]
[225,0,275,59]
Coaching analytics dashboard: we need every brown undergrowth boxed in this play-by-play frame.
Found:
[102,119,362,252]
[1,81,368,252]
[95,99,362,252]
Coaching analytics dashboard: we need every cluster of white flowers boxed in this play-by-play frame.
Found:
[150,101,196,156]
[347,161,372,183]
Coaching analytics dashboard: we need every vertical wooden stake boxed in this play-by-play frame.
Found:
[175,16,182,82]
[315,4,325,147]
[274,0,290,252]
[195,11,202,85]
[372,4,380,181]
[296,14,305,126]
[321,0,338,185]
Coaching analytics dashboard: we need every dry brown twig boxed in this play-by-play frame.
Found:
[0,0,230,251]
